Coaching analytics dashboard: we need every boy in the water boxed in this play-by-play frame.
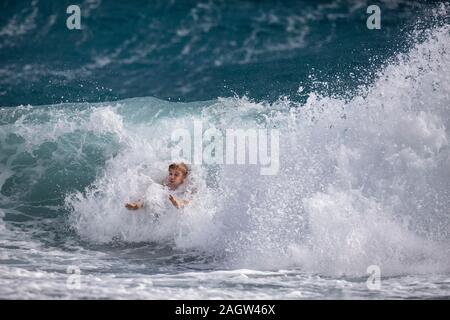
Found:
[125,162,191,210]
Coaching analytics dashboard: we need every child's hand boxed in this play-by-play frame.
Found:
[169,195,190,209]
[125,202,142,210]
[168,195,181,209]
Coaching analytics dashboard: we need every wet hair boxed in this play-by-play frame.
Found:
[169,162,189,177]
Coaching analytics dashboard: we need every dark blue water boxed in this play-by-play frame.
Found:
[0,0,442,107]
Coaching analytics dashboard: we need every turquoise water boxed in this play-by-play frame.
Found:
[0,1,449,299]
[0,0,440,106]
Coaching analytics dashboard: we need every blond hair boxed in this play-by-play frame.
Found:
[169,162,189,177]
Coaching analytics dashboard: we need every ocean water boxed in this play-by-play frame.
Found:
[1,0,450,299]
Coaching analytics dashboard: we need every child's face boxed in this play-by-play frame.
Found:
[167,168,185,189]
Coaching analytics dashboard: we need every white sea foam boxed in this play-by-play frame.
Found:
[61,23,450,277]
